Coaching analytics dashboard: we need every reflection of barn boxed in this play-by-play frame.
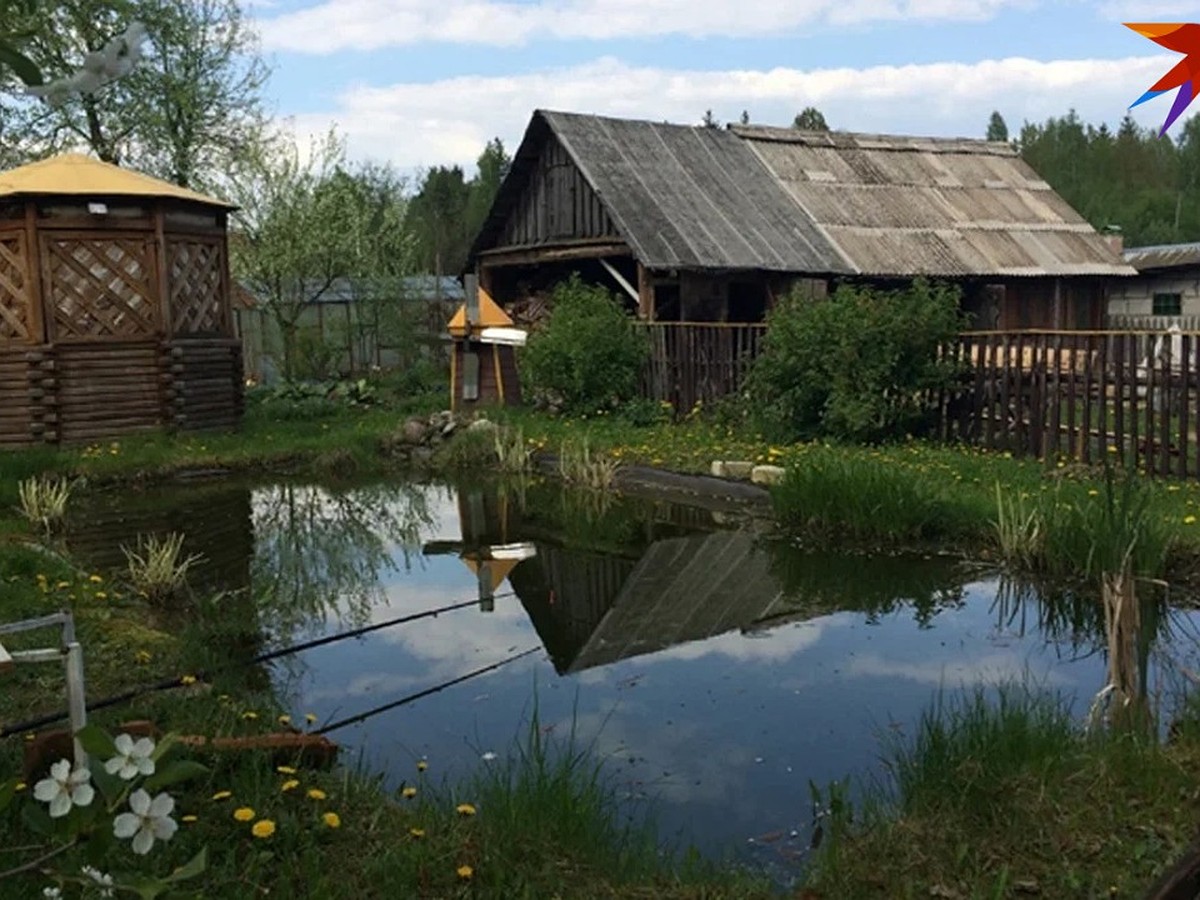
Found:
[0,154,243,446]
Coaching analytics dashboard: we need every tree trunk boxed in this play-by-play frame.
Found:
[1101,569,1147,730]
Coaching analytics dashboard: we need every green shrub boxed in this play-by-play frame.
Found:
[747,278,966,443]
[522,274,649,415]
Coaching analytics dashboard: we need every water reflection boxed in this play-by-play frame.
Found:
[62,474,1200,874]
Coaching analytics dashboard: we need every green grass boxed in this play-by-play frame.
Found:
[805,685,1200,899]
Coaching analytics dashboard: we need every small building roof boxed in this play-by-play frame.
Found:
[470,110,1136,279]
[448,291,513,336]
[1123,242,1200,271]
[0,153,235,209]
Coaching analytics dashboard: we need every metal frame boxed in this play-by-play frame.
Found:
[0,610,87,766]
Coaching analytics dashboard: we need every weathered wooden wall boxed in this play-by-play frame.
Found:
[499,133,618,247]
[638,322,767,413]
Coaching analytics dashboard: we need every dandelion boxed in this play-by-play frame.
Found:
[417,760,428,772]
[456,803,477,817]
[15,781,26,791]
[1186,516,1197,525]
[278,714,291,726]
[181,815,198,823]
[402,786,417,799]
[276,766,297,775]
[94,591,107,600]
[104,733,156,781]
[281,779,300,792]
[233,807,255,822]
[33,759,94,818]
[409,827,426,839]
[179,675,197,686]
[242,711,258,721]
[322,812,341,829]
[113,789,178,855]
[210,790,232,801]
[304,712,317,724]
[89,574,103,584]
[251,819,276,839]
[55,581,69,590]
[307,788,327,801]
[134,650,152,665]
[1088,489,1100,497]
[457,865,474,881]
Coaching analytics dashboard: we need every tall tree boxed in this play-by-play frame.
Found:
[406,165,472,279]
[739,110,750,125]
[464,137,510,246]
[793,106,829,131]
[225,128,362,380]
[701,109,719,129]
[1,0,268,188]
[986,111,1009,142]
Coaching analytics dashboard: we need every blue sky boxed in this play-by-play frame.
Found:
[246,0,1200,173]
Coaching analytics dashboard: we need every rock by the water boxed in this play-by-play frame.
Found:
[750,464,786,486]
[718,461,755,480]
[400,417,429,445]
[468,418,497,433]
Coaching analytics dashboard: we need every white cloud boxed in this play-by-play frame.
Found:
[258,0,1036,53]
[1100,1,1200,17]
[279,53,1184,172]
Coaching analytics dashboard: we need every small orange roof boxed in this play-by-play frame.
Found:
[461,557,519,593]
[448,288,513,336]
[0,153,236,209]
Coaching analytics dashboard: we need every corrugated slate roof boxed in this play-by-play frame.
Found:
[532,110,851,273]
[1123,242,1200,271]
[731,126,1134,278]
[471,111,1136,278]
[0,153,235,208]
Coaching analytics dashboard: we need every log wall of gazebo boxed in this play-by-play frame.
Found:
[0,156,243,447]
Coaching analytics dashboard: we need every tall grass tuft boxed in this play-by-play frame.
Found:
[557,436,619,490]
[770,451,984,544]
[16,475,75,537]
[492,426,532,474]
[122,531,204,603]
[992,482,1045,571]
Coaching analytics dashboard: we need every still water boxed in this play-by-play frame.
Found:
[65,474,1200,879]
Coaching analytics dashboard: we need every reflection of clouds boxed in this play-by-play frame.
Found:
[842,651,1072,688]
[306,670,427,702]
[648,620,830,664]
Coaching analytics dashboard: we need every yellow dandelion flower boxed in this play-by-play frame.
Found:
[134,650,152,664]
[305,712,317,724]
[210,790,232,801]
[307,789,327,801]
[181,814,198,823]
[251,819,276,839]
[55,581,70,590]
[402,786,417,799]
[233,807,255,822]
[1087,489,1099,496]
[276,766,297,775]
[179,675,197,686]
[242,711,258,721]
[456,803,477,817]
[457,865,474,881]
[94,591,107,600]
[322,812,341,829]
[417,760,428,772]
[278,714,291,725]
[1186,516,1197,525]
[281,779,300,792]
[88,575,103,584]
[409,827,426,839]
[14,782,26,792]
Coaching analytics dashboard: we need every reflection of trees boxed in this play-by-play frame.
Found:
[764,543,968,627]
[250,479,436,638]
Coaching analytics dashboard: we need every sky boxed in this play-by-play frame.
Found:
[246,0,1200,175]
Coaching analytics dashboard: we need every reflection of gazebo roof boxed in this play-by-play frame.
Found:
[566,531,795,673]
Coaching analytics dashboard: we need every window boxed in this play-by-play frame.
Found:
[1153,292,1182,316]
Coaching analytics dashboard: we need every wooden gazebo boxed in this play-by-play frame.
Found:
[0,153,244,447]
[447,280,525,410]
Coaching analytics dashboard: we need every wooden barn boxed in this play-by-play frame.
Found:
[465,110,1135,329]
[0,153,243,448]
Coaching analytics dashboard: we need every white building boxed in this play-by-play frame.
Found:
[1107,242,1200,330]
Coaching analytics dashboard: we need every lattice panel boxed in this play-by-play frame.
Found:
[0,232,33,342]
[44,236,157,339]
[168,239,224,334]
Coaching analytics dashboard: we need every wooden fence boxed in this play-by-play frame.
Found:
[946,330,1200,478]
[638,322,767,412]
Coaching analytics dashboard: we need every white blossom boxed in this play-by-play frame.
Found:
[26,21,146,104]
[32,759,95,819]
[104,733,156,781]
[113,789,178,856]
[81,866,114,898]
[42,888,62,899]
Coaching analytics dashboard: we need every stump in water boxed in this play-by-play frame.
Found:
[1100,569,1150,731]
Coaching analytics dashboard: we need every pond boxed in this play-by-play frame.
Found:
[64,473,1200,884]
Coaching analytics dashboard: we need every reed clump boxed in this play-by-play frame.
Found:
[122,531,204,603]
[16,475,74,537]
[557,437,619,490]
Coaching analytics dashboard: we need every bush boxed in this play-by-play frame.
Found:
[522,274,649,415]
[747,279,966,443]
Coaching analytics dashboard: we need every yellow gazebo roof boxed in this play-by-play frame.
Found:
[461,557,519,593]
[0,153,236,209]
[448,288,513,337]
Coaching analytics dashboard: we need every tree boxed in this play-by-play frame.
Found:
[793,107,829,131]
[225,128,362,380]
[406,165,472,279]
[739,110,750,125]
[986,111,1008,143]
[1,0,268,188]
[701,109,719,129]
[464,137,510,254]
